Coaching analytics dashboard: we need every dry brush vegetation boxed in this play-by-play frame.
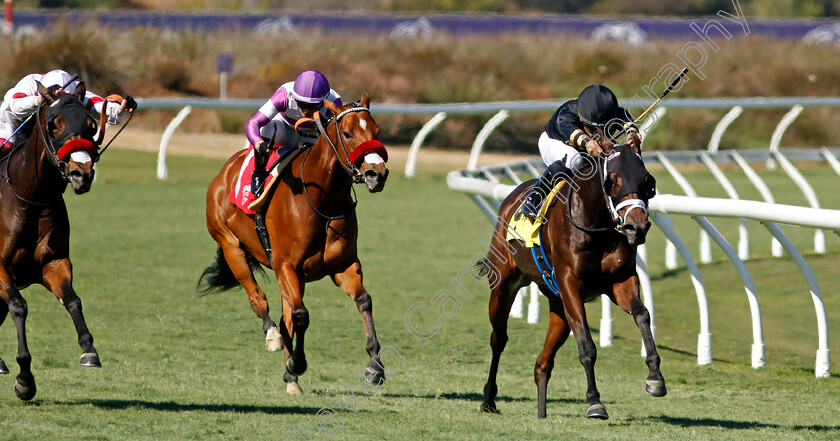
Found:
[2,20,839,152]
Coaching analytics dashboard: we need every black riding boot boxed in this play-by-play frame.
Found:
[251,142,270,200]
[521,160,574,220]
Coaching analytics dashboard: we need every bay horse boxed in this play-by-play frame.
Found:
[0,83,107,400]
[476,143,664,419]
[200,93,389,395]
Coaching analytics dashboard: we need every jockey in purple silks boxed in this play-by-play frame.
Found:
[244,70,343,201]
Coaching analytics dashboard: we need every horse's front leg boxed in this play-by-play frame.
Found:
[0,269,35,400]
[534,295,570,419]
[331,261,384,385]
[42,259,99,367]
[560,277,607,419]
[611,276,666,397]
[277,262,307,394]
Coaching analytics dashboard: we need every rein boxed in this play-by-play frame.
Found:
[564,151,648,235]
[314,106,373,184]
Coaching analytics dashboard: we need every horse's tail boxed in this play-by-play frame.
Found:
[196,246,265,296]
[474,257,491,279]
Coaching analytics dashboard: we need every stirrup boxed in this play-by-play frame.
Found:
[521,188,543,220]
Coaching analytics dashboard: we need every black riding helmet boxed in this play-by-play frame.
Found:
[577,84,619,128]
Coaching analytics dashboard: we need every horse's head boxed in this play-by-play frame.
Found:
[323,93,389,193]
[602,144,656,245]
[38,82,98,195]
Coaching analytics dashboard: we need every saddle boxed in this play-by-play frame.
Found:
[228,145,304,215]
[506,179,566,248]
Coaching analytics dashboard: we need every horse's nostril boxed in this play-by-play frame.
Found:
[364,170,377,178]
[624,224,636,233]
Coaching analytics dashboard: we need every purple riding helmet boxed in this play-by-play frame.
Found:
[291,70,330,104]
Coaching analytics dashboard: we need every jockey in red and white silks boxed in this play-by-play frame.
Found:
[0,70,128,153]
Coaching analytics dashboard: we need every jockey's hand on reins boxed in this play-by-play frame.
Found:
[626,132,642,153]
[122,95,138,112]
[585,139,604,158]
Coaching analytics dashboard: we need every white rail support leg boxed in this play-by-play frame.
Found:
[764,222,831,378]
[600,295,613,347]
[527,283,541,324]
[821,148,840,177]
[772,150,825,254]
[730,151,783,257]
[636,244,656,357]
[651,212,713,366]
[657,153,712,263]
[467,110,509,171]
[694,216,765,368]
[157,106,192,181]
[707,106,743,153]
[405,112,446,178]
[700,152,749,260]
[510,288,525,319]
[766,105,803,170]
[639,107,666,139]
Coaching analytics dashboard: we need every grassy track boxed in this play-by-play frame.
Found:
[0,148,837,440]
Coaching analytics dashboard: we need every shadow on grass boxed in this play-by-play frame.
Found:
[377,391,584,405]
[61,399,323,415]
[634,415,840,432]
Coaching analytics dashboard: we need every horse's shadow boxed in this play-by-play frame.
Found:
[55,399,323,415]
[377,391,584,405]
[633,415,840,432]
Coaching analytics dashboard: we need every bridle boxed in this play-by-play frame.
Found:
[564,148,649,235]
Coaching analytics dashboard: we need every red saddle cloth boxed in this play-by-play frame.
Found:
[228,145,293,215]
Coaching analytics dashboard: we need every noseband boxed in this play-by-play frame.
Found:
[565,149,648,235]
[602,150,648,233]
[314,105,379,184]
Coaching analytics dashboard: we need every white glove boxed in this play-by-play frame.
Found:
[105,101,123,125]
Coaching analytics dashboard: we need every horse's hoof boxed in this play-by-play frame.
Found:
[645,379,667,397]
[586,403,609,419]
[14,379,36,401]
[286,382,303,396]
[286,358,307,376]
[265,327,283,352]
[0,358,8,375]
[80,352,101,368]
[364,367,385,386]
[479,401,498,413]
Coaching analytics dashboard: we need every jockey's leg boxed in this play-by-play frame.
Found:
[250,141,270,200]
[522,133,582,220]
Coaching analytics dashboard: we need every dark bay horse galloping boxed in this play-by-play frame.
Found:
[200,93,389,395]
[0,84,105,400]
[476,143,664,419]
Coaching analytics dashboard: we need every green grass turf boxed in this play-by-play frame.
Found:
[0,149,837,440]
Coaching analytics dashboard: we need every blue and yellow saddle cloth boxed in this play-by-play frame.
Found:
[506,180,566,248]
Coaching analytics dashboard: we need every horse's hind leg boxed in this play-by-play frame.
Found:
[0,299,8,374]
[43,259,99,367]
[331,261,384,385]
[612,277,666,397]
[0,272,35,400]
[219,243,286,352]
[534,296,571,419]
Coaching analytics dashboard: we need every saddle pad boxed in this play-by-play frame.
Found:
[506,179,566,248]
[228,145,299,215]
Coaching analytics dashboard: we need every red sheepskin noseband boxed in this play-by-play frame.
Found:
[57,138,98,162]
[348,140,388,167]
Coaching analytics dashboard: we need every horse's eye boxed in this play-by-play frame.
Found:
[343,131,352,139]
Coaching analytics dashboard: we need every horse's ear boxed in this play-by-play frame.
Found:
[361,92,370,109]
[73,82,87,101]
[36,81,58,106]
[323,99,341,116]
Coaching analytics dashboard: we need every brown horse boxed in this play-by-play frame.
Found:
[476,143,664,419]
[200,93,389,394]
[0,84,105,400]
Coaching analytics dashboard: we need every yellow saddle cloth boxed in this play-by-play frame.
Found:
[506,180,566,248]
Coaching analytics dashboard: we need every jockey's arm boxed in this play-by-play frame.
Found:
[245,86,289,147]
[546,101,592,152]
[617,107,642,152]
